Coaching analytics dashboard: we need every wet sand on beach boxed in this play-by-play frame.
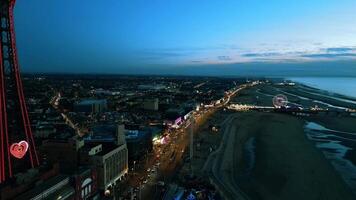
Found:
[234,112,355,200]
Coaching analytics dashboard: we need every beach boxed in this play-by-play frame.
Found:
[235,112,354,200]
[187,81,356,200]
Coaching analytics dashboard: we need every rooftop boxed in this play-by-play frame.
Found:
[84,142,122,156]
[76,99,107,105]
[15,175,71,200]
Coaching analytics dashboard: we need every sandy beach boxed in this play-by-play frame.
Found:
[187,82,356,200]
[235,112,354,200]
[197,110,354,200]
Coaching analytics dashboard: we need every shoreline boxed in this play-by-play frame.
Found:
[232,82,356,198]
[176,80,356,200]
[234,112,355,200]
[287,77,356,102]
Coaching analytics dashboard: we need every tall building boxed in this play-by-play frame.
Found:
[142,98,159,111]
[116,124,126,146]
[83,143,128,191]
[81,124,128,194]
[74,99,108,114]
[0,0,39,184]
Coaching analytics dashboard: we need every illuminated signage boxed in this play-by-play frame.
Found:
[10,141,29,159]
[174,117,182,125]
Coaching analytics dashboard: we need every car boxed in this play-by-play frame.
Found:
[147,168,151,172]
[143,180,148,184]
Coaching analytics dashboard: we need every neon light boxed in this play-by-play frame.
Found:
[8,1,39,167]
[0,0,40,182]
[9,4,34,167]
[9,141,29,159]
[0,37,11,177]
[174,117,182,125]
[0,27,4,183]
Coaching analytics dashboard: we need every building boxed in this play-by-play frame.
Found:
[13,168,99,200]
[84,124,125,145]
[83,124,152,175]
[142,98,159,111]
[73,168,99,200]
[15,175,75,200]
[81,124,128,192]
[116,124,126,146]
[0,164,61,200]
[35,124,56,138]
[74,99,108,113]
[41,136,84,173]
[84,143,128,191]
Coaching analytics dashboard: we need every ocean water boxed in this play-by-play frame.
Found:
[305,122,356,194]
[288,77,356,98]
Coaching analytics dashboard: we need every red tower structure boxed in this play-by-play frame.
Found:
[0,0,39,184]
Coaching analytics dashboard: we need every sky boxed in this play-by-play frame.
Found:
[14,0,356,75]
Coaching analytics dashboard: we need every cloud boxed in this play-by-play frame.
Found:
[301,53,356,58]
[238,46,356,63]
[136,50,189,61]
[135,44,356,65]
[325,47,356,53]
[242,52,283,57]
[217,56,232,61]
[191,60,203,63]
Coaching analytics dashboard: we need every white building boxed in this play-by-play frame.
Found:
[89,143,128,190]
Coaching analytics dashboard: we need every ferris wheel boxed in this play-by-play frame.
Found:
[273,94,288,108]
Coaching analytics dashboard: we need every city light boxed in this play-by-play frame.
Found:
[1,0,355,199]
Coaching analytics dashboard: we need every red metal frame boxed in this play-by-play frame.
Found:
[0,0,39,183]
[0,28,5,182]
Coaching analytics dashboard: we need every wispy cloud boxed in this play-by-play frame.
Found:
[301,53,356,58]
[325,47,356,53]
[136,50,189,61]
[237,46,356,63]
[135,45,356,65]
[242,52,283,57]
[191,60,204,63]
[217,56,232,61]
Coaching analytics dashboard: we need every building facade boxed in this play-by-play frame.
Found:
[86,143,128,191]
[41,136,84,173]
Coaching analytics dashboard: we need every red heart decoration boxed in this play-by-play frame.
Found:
[10,141,29,159]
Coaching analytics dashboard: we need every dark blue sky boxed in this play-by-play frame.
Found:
[14,0,356,75]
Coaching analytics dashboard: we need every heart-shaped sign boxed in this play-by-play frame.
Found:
[10,141,29,159]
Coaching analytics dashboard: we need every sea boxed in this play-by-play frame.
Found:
[289,77,356,195]
[288,77,356,98]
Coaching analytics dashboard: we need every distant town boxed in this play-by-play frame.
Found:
[1,74,356,200]
[1,0,356,199]
[2,74,252,199]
